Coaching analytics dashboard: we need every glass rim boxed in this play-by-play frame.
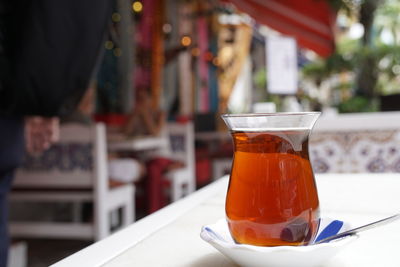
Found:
[221,112,321,118]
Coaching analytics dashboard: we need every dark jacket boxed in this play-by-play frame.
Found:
[0,0,111,116]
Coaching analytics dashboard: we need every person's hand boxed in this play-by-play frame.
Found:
[24,116,60,155]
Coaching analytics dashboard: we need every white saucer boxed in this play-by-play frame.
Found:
[200,219,358,267]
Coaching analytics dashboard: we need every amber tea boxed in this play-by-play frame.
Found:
[222,113,320,247]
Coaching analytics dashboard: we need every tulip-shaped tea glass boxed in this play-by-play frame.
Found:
[222,112,321,246]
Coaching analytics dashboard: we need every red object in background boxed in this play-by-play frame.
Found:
[93,114,129,126]
[196,147,212,187]
[196,159,211,187]
[146,157,174,213]
[223,0,337,57]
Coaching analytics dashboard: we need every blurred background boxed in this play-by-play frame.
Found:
[7,0,400,266]
[95,0,400,121]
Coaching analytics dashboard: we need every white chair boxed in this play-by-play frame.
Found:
[164,121,196,202]
[9,123,134,241]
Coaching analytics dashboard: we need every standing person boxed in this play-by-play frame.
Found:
[0,1,111,266]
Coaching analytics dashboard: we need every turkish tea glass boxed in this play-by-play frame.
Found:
[222,112,321,246]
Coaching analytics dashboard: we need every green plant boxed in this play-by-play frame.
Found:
[337,96,379,113]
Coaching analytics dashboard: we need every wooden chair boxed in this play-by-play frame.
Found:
[164,121,196,201]
[9,123,134,241]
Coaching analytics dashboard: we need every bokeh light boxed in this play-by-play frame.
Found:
[181,36,192,47]
[105,41,114,50]
[191,47,200,57]
[112,13,121,22]
[132,1,143,13]
[114,48,122,57]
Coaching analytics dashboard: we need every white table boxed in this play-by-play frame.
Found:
[107,136,168,152]
[53,173,400,267]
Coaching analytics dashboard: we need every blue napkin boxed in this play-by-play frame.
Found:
[314,219,345,243]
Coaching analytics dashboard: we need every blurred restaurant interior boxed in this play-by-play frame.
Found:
[6,0,400,266]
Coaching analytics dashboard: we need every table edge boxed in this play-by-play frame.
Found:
[51,176,229,267]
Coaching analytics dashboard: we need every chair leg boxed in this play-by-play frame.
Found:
[72,202,82,223]
[187,179,195,195]
[122,186,134,227]
[94,204,109,241]
[110,210,119,229]
[171,179,183,202]
[121,205,133,228]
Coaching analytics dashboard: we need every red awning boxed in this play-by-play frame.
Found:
[223,0,337,57]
